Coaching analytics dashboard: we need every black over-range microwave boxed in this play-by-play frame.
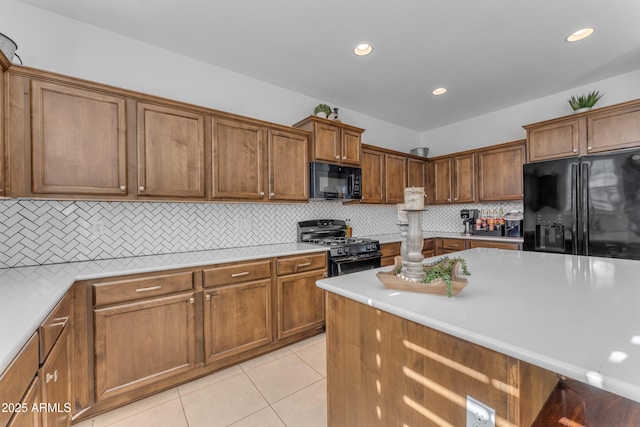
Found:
[309,162,362,200]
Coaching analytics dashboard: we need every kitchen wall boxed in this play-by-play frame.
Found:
[421,68,640,157]
[0,0,420,152]
[0,199,521,269]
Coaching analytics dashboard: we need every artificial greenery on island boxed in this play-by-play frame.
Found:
[568,90,603,110]
[423,256,470,298]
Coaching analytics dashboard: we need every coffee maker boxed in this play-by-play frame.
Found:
[460,209,479,235]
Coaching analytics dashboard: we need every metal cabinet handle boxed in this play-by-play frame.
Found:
[259,191,265,196]
[297,262,311,268]
[454,197,458,201]
[139,186,145,191]
[46,370,59,383]
[335,155,340,159]
[120,185,126,191]
[206,294,211,301]
[270,192,275,197]
[573,148,578,153]
[587,146,592,150]
[342,156,347,160]
[231,271,250,278]
[136,285,161,293]
[189,297,195,304]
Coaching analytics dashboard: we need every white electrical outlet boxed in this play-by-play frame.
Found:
[91,220,105,235]
[466,396,495,427]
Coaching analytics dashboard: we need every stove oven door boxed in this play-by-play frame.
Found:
[330,254,382,276]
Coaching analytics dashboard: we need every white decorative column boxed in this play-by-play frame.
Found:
[396,204,409,273]
[400,188,426,282]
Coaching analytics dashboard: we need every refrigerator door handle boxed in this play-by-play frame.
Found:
[571,163,579,255]
[581,162,590,256]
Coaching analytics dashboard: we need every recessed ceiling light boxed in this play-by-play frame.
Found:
[566,27,594,42]
[354,43,373,56]
[431,87,447,96]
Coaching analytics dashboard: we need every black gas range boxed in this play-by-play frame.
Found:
[297,219,382,276]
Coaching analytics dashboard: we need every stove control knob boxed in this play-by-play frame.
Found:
[336,248,343,255]
[343,247,350,254]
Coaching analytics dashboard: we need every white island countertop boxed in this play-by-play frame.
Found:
[317,248,640,404]
[0,243,327,374]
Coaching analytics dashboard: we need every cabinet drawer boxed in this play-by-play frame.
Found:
[94,271,195,307]
[0,334,39,427]
[39,291,71,364]
[203,260,272,288]
[439,238,466,251]
[468,240,521,250]
[422,239,435,251]
[380,242,401,258]
[277,253,327,276]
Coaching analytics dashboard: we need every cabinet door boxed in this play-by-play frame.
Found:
[7,377,41,427]
[137,103,205,198]
[385,154,406,204]
[268,130,308,201]
[452,153,476,203]
[39,329,71,427]
[93,292,196,401]
[313,123,340,163]
[477,142,525,201]
[277,270,325,339]
[527,119,583,162]
[212,117,266,200]
[587,105,640,154]
[427,158,452,204]
[341,129,361,165]
[203,279,273,363]
[407,158,426,188]
[361,149,384,203]
[0,65,5,197]
[467,240,521,250]
[30,80,127,195]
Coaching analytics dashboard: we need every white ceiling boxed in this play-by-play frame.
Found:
[19,0,640,132]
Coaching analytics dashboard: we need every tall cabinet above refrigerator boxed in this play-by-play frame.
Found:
[523,148,640,260]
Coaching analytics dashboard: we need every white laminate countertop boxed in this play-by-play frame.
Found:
[0,243,327,373]
[317,248,640,404]
[370,231,524,244]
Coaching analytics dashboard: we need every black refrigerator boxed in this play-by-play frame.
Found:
[523,148,640,260]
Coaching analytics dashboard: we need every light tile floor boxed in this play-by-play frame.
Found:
[73,334,327,427]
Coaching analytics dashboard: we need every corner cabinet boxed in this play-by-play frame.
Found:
[136,102,206,199]
[524,99,640,162]
[293,116,363,166]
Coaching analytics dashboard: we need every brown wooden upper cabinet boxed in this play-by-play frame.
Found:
[477,140,525,201]
[428,153,476,204]
[361,148,385,203]
[137,102,206,198]
[19,78,128,196]
[360,145,426,204]
[212,116,309,202]
[0,54,8,198]
[524,99,640,162]
[293,116,363,166]
[385,153,407,204]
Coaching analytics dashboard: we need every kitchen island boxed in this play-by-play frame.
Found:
[317,248,640,426]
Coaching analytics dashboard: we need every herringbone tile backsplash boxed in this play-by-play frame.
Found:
[0,199,522,268]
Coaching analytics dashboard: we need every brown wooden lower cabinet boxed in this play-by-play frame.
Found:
[422,238,434,258]
[7,377,41,427]
[39,328,71,427]
[325,292,558,426]
[467,239,521,250]
[380,242,401,266]
[276,253,327,339]
[435,237,467,255]
[203,279,273,363]
[93,291,197,402]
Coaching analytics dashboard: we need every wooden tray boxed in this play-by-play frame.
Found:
[376,256,468,296]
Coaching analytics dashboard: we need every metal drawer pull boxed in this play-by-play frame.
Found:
[206,295,211,301]
[189,297,195,304]
[120,185,126,191]
[297,262,311,268]
[135,285,162,293]
[46,370,59,383]
[231,271,250,278]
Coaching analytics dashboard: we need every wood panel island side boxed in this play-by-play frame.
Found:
[317,248,640,426]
